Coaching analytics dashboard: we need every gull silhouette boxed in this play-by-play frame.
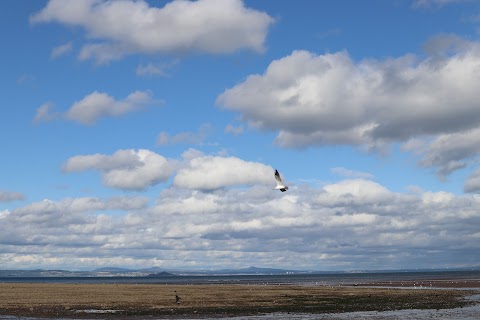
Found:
[274,169,288,192]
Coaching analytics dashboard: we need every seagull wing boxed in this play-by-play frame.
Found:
[274,169,283,185]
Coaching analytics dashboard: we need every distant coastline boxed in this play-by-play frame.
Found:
[1,265,479,278]
[1,270,480,290]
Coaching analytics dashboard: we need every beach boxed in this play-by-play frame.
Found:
[0,281,478,319]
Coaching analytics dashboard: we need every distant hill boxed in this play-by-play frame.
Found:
[93,267,132,272]
[0,266,308,278]
[0,269,83,277]
[139,267,165,273]
[146,271,175,277]
[211,266,301,275]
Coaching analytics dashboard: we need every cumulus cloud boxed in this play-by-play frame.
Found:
[66,90,154,125]
[30,0,274,63]
[63,149,175,190]
[217,41,480,178]
[3,150,478,270]
[315,179,396,208]
[0,196,147,260]
[403,127,480,178]
[173,155,273,190]
[464,168,480,193]
[63,148,277,192]
[2,177,480,270]
[218,48,480,144]
[34,91,154,125]
[14,196,148,217]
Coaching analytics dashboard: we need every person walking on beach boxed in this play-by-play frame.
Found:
[175,291,181,304]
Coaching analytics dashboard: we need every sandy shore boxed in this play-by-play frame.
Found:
[0,283,477,319]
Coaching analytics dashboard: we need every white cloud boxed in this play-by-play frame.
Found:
[35,91,157,125]
[31,0,274,63]
[33,102,59,123]
[136,60,178,77]
[331,167,374,180]
[404,127,480,178]
[316,179,396,207]
[2,177,480,270]
[173,155,273,190]
[218,48,480,144]
[51,41,73,59]
[66,90,154,125]
[464,168,480,193]
[63,149,275,191]
[0,190,25,202]
[64,149,175,190]
[3,150,479,270]
[136,63,167,77]
[0,196,147,262]
[0,210,10,219]
[224,123,244,135]
[14,197,148,218]
[181,148,205,161]
[157,123,212,146]
[412,0,469,8]
[217,42,480,178]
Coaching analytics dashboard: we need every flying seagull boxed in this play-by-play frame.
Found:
[274,169,288,192]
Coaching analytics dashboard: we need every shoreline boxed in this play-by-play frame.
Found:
[351,278,480,289]
[0,282,478,319]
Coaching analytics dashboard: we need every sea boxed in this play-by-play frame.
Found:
[1,270,480,286]
[1,270,480,320]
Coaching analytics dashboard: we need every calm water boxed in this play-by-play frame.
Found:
[1,270,480,286]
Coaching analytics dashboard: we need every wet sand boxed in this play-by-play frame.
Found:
[0,282,477,319]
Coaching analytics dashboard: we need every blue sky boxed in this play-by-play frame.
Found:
[1,0,480,271]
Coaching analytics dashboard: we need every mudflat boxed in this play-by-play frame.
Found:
[0,283,475,318]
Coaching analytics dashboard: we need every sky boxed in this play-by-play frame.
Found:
[1,0,480,271]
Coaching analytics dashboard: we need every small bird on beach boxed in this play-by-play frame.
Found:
[274,169,288,192]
